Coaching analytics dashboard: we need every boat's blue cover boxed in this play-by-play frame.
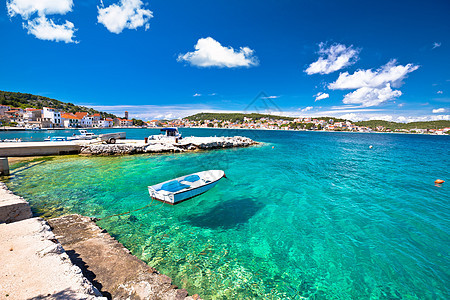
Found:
[183,175,200,182]
[159,180,189,193]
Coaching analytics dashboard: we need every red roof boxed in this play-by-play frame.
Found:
[61,113,81,120]
[75,112,88,118]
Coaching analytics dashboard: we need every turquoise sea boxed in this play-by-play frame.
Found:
[2,128,449,299]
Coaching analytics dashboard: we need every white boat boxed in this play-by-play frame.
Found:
[148,170,225,205]
[148,127,182,142]
[44,136,69,141]
[69,129,98,140]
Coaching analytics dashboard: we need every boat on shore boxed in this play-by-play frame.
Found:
[148,127,182,142]
[148,170,225,205]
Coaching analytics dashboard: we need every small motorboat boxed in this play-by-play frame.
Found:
[44,136,69,141]
[148,170,225,205]
[69,130,98,140]
[148,127,182,142]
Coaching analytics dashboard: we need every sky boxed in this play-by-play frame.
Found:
[1,0,449,122]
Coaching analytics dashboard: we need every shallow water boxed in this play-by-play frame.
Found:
[3,129,450,299]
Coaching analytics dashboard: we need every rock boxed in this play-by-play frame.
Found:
[80,136,258,156]
[48,214,201,299]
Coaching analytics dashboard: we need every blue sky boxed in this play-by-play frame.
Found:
[1,0,449,121]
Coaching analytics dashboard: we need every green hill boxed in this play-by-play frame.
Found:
[355,120,450,130]
[0,90,116,118]
[186,112,294,122]
[186,112,346,123]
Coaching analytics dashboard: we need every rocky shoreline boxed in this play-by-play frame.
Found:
[0,183,200,300]
[80,136,258,155]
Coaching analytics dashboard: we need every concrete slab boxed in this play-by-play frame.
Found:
[0,183,32,224]
[0,217,105,300]
[0,142,81,157]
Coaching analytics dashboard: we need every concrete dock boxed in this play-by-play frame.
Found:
[0,141,82,157]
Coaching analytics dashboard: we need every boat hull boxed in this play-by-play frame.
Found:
[148,170,224,205]
[150,180,220,205]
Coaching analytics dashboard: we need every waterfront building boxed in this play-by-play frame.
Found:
[43,107,62,128]
[61,113,81,128]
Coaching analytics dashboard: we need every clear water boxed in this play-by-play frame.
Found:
[3,129,449,299]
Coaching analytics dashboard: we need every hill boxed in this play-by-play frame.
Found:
[186,112,294,122]
[186,112,346,123]
[0,90,116,119]
[355,120,450,130]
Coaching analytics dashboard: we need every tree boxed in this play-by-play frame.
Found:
[305,123,314,130]
[132,118,144,126]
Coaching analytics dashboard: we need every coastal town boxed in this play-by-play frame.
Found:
[1,104,449,135]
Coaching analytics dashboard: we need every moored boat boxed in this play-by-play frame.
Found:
[44,136,69,141]
[148,170,225,205]
[148,127,182,142]
[68,129,98,140]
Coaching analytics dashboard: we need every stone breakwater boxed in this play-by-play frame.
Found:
[80,136,258,155]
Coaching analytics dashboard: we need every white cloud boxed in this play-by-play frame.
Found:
[329,60,419,90]
[97,0,153,34]
[88,104,240,120]
[193,93,201,97]
[177,37,259,68]
[7,0,77,43]
[437,91,443,94]
[7,0,73,18]
[314,92,329,101]
[300,106,313,112]
[305,43,360,75]
[432,108,446,113]
[23,16,76,43]
[262,96,279,99]
[342,84,402,107]
[432,42,441,49]
[327,60,418,107]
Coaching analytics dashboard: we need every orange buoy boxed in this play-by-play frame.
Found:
[435,179,445,184]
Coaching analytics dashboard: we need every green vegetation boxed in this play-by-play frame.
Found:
[0,90,116,118]
[187,113,449,130]
[132,118,144,126]
[186,112,349,123]
[355,120,450,130]
[186,112,295,122]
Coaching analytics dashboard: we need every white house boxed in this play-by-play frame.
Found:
[43,107,62,128]
[98,118,113,127]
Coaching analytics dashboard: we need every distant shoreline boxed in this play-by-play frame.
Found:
[1,125,449,136]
